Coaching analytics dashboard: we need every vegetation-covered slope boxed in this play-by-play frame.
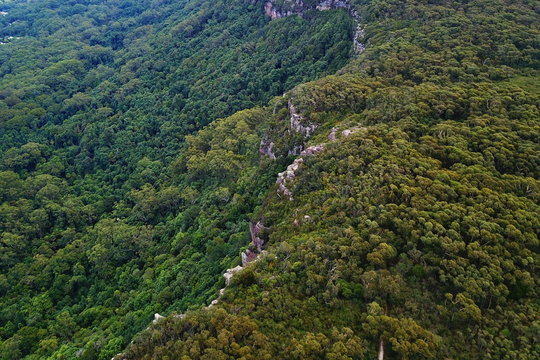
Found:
[0,0,354,359]
[0,0,538,359]
[119,0,539,359]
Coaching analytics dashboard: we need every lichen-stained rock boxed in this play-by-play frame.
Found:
[289,101,318,138]
[152,313,164,324]
[276,157,302,200]
[288,145,304,156]
[317,0,354,11]
[242,249,258,266]
[223,265,244,286]
[342,126,366,137]
[328,127,338,141]
[276,144,325,200]
[276,124,363,202]
[300,144,325,156]
[264,0,304,20]
[259,137,276,159]
[249,221,267,252]
[264,0,352,19]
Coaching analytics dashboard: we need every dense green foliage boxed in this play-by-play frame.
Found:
[0,0,354,359]
[120,0,539,359]
[1,0,539,359]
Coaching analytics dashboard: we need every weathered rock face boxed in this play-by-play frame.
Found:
[259,137,276,159]
[152,313,165,324]
[276,144,325,200]
[264,0,352,19]
[289,101,318,138]
[300,144,325,156]
[223,265,244,286]
[241,250,258,266]
[276,125,368,201]
[342,126,366,137]
[249,221,266,252]
[328,127,337,141]
[264,0,305,20]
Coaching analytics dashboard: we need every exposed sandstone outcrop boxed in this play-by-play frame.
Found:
[264,0,304,20]
[276,144,325,200]
[328,127,338,141]
[342,126,366,137]
[264,0,351,19]
[300,144,325,156]
[249,221,266,252]
[259,137,276,159]
[152,313,165,324]
[289,101,318,138]
[260,99,316,160]
[223,265,244,286]
[288,145,304,156]
[242,249,258,266]
[276,125,367,201]
[329,126,368,141]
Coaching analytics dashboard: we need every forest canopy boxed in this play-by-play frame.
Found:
[0,0,539,359]
[0,0,354,359]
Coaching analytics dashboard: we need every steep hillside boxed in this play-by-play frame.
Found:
[118,0,540,359]
[0,1,355,359]
[0,0,538,359]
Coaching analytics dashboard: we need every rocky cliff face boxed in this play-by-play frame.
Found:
[264,0,352,19]
[263,0,365,54]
